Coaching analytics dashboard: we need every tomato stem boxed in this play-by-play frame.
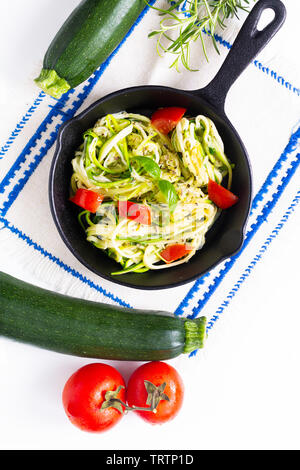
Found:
[113,398,158,413]
[101,381,170,414]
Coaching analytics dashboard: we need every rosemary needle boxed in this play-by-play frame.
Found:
[146,0,254,71]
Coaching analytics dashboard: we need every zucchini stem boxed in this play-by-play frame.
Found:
[34,69,71,99]
[184,317,207,354]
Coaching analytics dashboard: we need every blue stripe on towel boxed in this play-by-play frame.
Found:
[188,190,300,357]
[0,216,132,309]
[212,32,300,97]
[170,2,300,97]
[0,95,74,200]
[175,126,300,317]
[0,92,46,159]
[0,0,157,213]
[206,190,300,330]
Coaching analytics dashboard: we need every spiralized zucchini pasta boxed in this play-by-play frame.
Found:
[70,109,235,275]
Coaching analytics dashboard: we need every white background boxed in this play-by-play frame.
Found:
[0,0,299,450]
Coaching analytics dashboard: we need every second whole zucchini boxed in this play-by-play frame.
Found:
[0,271,206,361]
[35,0,147,99]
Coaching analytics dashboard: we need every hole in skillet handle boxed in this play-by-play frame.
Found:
[250,0,286,41]
[256,8,276,32]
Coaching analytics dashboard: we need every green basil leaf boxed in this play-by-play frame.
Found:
[131,156,161,180]
[158,179,179,213]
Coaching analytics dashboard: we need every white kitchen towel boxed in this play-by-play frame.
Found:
[0,0,299,338]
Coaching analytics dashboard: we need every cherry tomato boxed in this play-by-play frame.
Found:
[70,188,104,213]
[208,180,239,210]
[126,362,184,425]
[118,200,151,225]
[62,363,125,433]
[151,107,187,134]
[160,244,192,264]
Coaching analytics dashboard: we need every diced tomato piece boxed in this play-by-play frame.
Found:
[151,107,187,134]
[208,180,239,210]
[118,201,151,225]
[160,244,192,264]
[70,188,104,213]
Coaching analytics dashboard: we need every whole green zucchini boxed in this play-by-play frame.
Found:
[35,0,147,99]
[0,272,206,361]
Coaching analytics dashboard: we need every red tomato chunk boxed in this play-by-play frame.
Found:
[151,107,187,134]
[160,244,192,264]
[70,188,104,213]
[208,180,239,210]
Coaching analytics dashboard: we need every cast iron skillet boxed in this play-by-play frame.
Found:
[49,0,286,290]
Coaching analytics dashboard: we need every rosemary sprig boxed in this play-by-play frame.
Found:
[147,0,254,71]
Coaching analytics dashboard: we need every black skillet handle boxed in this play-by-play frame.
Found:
[194,0,286,112]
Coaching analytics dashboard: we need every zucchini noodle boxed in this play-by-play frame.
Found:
[70,111,234,275]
